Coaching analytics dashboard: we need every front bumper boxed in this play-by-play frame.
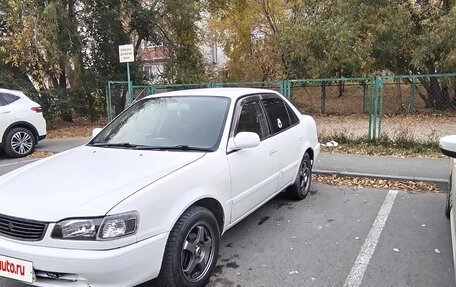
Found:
[0,232,168,287]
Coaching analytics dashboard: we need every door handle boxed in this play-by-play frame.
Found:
[299,136,304,141]
[269,150,278,157]
[0,111,11,114]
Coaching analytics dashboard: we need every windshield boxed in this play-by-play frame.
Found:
[91,96,230,151]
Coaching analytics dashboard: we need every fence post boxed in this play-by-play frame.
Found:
[320,81,326,114]
[368,76,384,140]
[377,76,384,138]
[107,83,113,121]
[148,85,157,95]
[368,81,373,140]
[409,80,416,113]
[280,80,291,100]
[286,80,292,100]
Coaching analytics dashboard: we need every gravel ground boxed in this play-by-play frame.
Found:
[316,114,456,141]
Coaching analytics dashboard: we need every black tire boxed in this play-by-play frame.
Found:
[286,153,312,200]
[445,175,452,219]
[4,127,36,158]
[155,206,220,287]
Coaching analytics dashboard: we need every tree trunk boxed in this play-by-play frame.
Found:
[425,78,450,110]
[338,81,345,97]
[421,62,451,110]
[394,78,403,112]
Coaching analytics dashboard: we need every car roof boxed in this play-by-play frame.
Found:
[144,87,281,101]
[0,88,26,98]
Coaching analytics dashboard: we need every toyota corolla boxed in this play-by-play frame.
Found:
[0,88,319,287]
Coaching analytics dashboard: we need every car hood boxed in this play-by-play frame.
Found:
[0,146,206,222]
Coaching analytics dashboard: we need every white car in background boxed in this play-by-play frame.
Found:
[0,88,47,157]
[0,88,319,287]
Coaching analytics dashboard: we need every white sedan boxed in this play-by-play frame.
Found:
[440,135,456,275]
[0,88,319,287]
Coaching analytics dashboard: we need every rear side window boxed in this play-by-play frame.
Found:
[285,103,300,125]
[262,97,291,134]
[0,96,6,107]
[0,93,20,105]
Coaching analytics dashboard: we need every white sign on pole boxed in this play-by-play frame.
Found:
[119,44,135,63]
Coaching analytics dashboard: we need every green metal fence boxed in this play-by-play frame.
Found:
[106,73,456,140]
[373,73,456,141]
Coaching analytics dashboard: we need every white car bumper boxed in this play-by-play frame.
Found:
[0,233,168,287]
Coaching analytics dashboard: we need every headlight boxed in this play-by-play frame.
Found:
[51,212,138,241]
[98,212,138,240]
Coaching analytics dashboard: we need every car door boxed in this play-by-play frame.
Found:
[261,94,303,190]
[0,94,17,144]
[227,95,280,224]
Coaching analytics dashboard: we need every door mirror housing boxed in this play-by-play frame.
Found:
[92,128,103,139]
[228,132,260,152]
[440,135,456,158]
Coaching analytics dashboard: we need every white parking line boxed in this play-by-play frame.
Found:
[343,189,399,287]
[0,159,37,168]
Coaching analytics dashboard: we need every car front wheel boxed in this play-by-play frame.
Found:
[155,206,220,287]
[4,127,36,158]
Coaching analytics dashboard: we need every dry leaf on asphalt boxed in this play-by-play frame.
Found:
[314,174,442,193]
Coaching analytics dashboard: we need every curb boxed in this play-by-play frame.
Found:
[314,169,449,185]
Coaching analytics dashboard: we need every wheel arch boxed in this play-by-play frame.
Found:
[305,147,314,161]
[189,197,225,234]
[2,121,39,144]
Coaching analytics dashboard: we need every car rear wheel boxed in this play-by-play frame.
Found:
[4,127,35,158]
[286,152,312,200]
[155,206,220,287]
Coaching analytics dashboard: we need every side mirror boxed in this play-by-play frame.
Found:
[440,135,456,158]
[228,132,260,152]
[92,128,103,139]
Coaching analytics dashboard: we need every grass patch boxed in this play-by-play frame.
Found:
[319,128,442,158]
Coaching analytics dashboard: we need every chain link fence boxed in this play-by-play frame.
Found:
[376,74,456,141]
[288,78,370,115]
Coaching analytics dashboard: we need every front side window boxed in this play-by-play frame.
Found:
[262,97,291,134]
[91,96,230,151]
[235,99,268,140]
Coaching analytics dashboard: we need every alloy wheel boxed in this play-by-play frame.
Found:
[181,222,215,283]
[11,131,33,155]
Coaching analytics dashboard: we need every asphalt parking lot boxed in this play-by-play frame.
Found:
[0,154,454,287]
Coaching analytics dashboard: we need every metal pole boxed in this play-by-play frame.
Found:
[107,83,112,121]
[368,82,374,140]
[127,62,133,105]
[320,82,326,114]
[378,77,383,138]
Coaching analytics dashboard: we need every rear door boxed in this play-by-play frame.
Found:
[227,95,280,223]
[261,94,303,190]
[0,94,18,144]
